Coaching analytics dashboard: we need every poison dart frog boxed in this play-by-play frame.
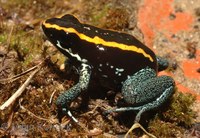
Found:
[42,14,175,123]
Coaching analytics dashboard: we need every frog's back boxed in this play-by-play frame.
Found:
[71,24,157,84]
[42,14,157,86]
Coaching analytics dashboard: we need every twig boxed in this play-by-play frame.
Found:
[49,90,56,104]
[125,122,157,138]
[0,67,39,110]
[0,62,42,83]
[80,105,99,116]
[18,98,49,122]
[18,99,66,132]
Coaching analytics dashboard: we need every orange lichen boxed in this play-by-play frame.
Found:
[182,50,200,81]
[138,0,194,47]
[138,0,199,101]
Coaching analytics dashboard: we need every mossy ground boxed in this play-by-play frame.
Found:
[0,0,198,137]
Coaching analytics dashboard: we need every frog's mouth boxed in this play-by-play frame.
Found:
[55,40,87,63]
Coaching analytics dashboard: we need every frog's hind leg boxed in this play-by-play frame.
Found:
[121,68,175,122]
[105,67,175,137]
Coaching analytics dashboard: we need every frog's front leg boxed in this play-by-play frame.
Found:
[56,63,91,122]
[106,67,175,122]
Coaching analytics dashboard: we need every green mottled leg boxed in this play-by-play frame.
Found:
[107,68,175,122]
[105,75,174,120]
[105,67,175,137]
[56,63,91,122]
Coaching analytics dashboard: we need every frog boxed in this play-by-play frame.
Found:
[42,14,175,134]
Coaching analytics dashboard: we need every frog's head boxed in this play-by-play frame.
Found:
[42,14,81,50]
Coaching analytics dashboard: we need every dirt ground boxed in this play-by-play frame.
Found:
[0,0,200,137]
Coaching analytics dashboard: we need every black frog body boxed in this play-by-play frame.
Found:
[42,15,157,86]
[42,14,175,123]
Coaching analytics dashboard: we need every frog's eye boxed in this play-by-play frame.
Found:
[60,14,80,24]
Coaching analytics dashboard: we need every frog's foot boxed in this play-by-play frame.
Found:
[125,122,156,138]
[62,107,78,123]
[105,108,156,137]
[60,107,91,133]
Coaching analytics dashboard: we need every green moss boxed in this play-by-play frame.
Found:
[149,118,183,138]
[0,0,61,19]
[89,4,110,26]
[0,35,6,44]
[148,91,196,137]
[100,7,129,30]
[81,1,129,31]
[163,92,196,126]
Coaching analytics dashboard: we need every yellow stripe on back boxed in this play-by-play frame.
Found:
[43,22,154,62]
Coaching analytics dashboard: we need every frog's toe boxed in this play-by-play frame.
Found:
[102,109,112,115]
[66,110,78,123]
[56,103,78,123]
[103,106,140,115]
[59,107,78,123]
